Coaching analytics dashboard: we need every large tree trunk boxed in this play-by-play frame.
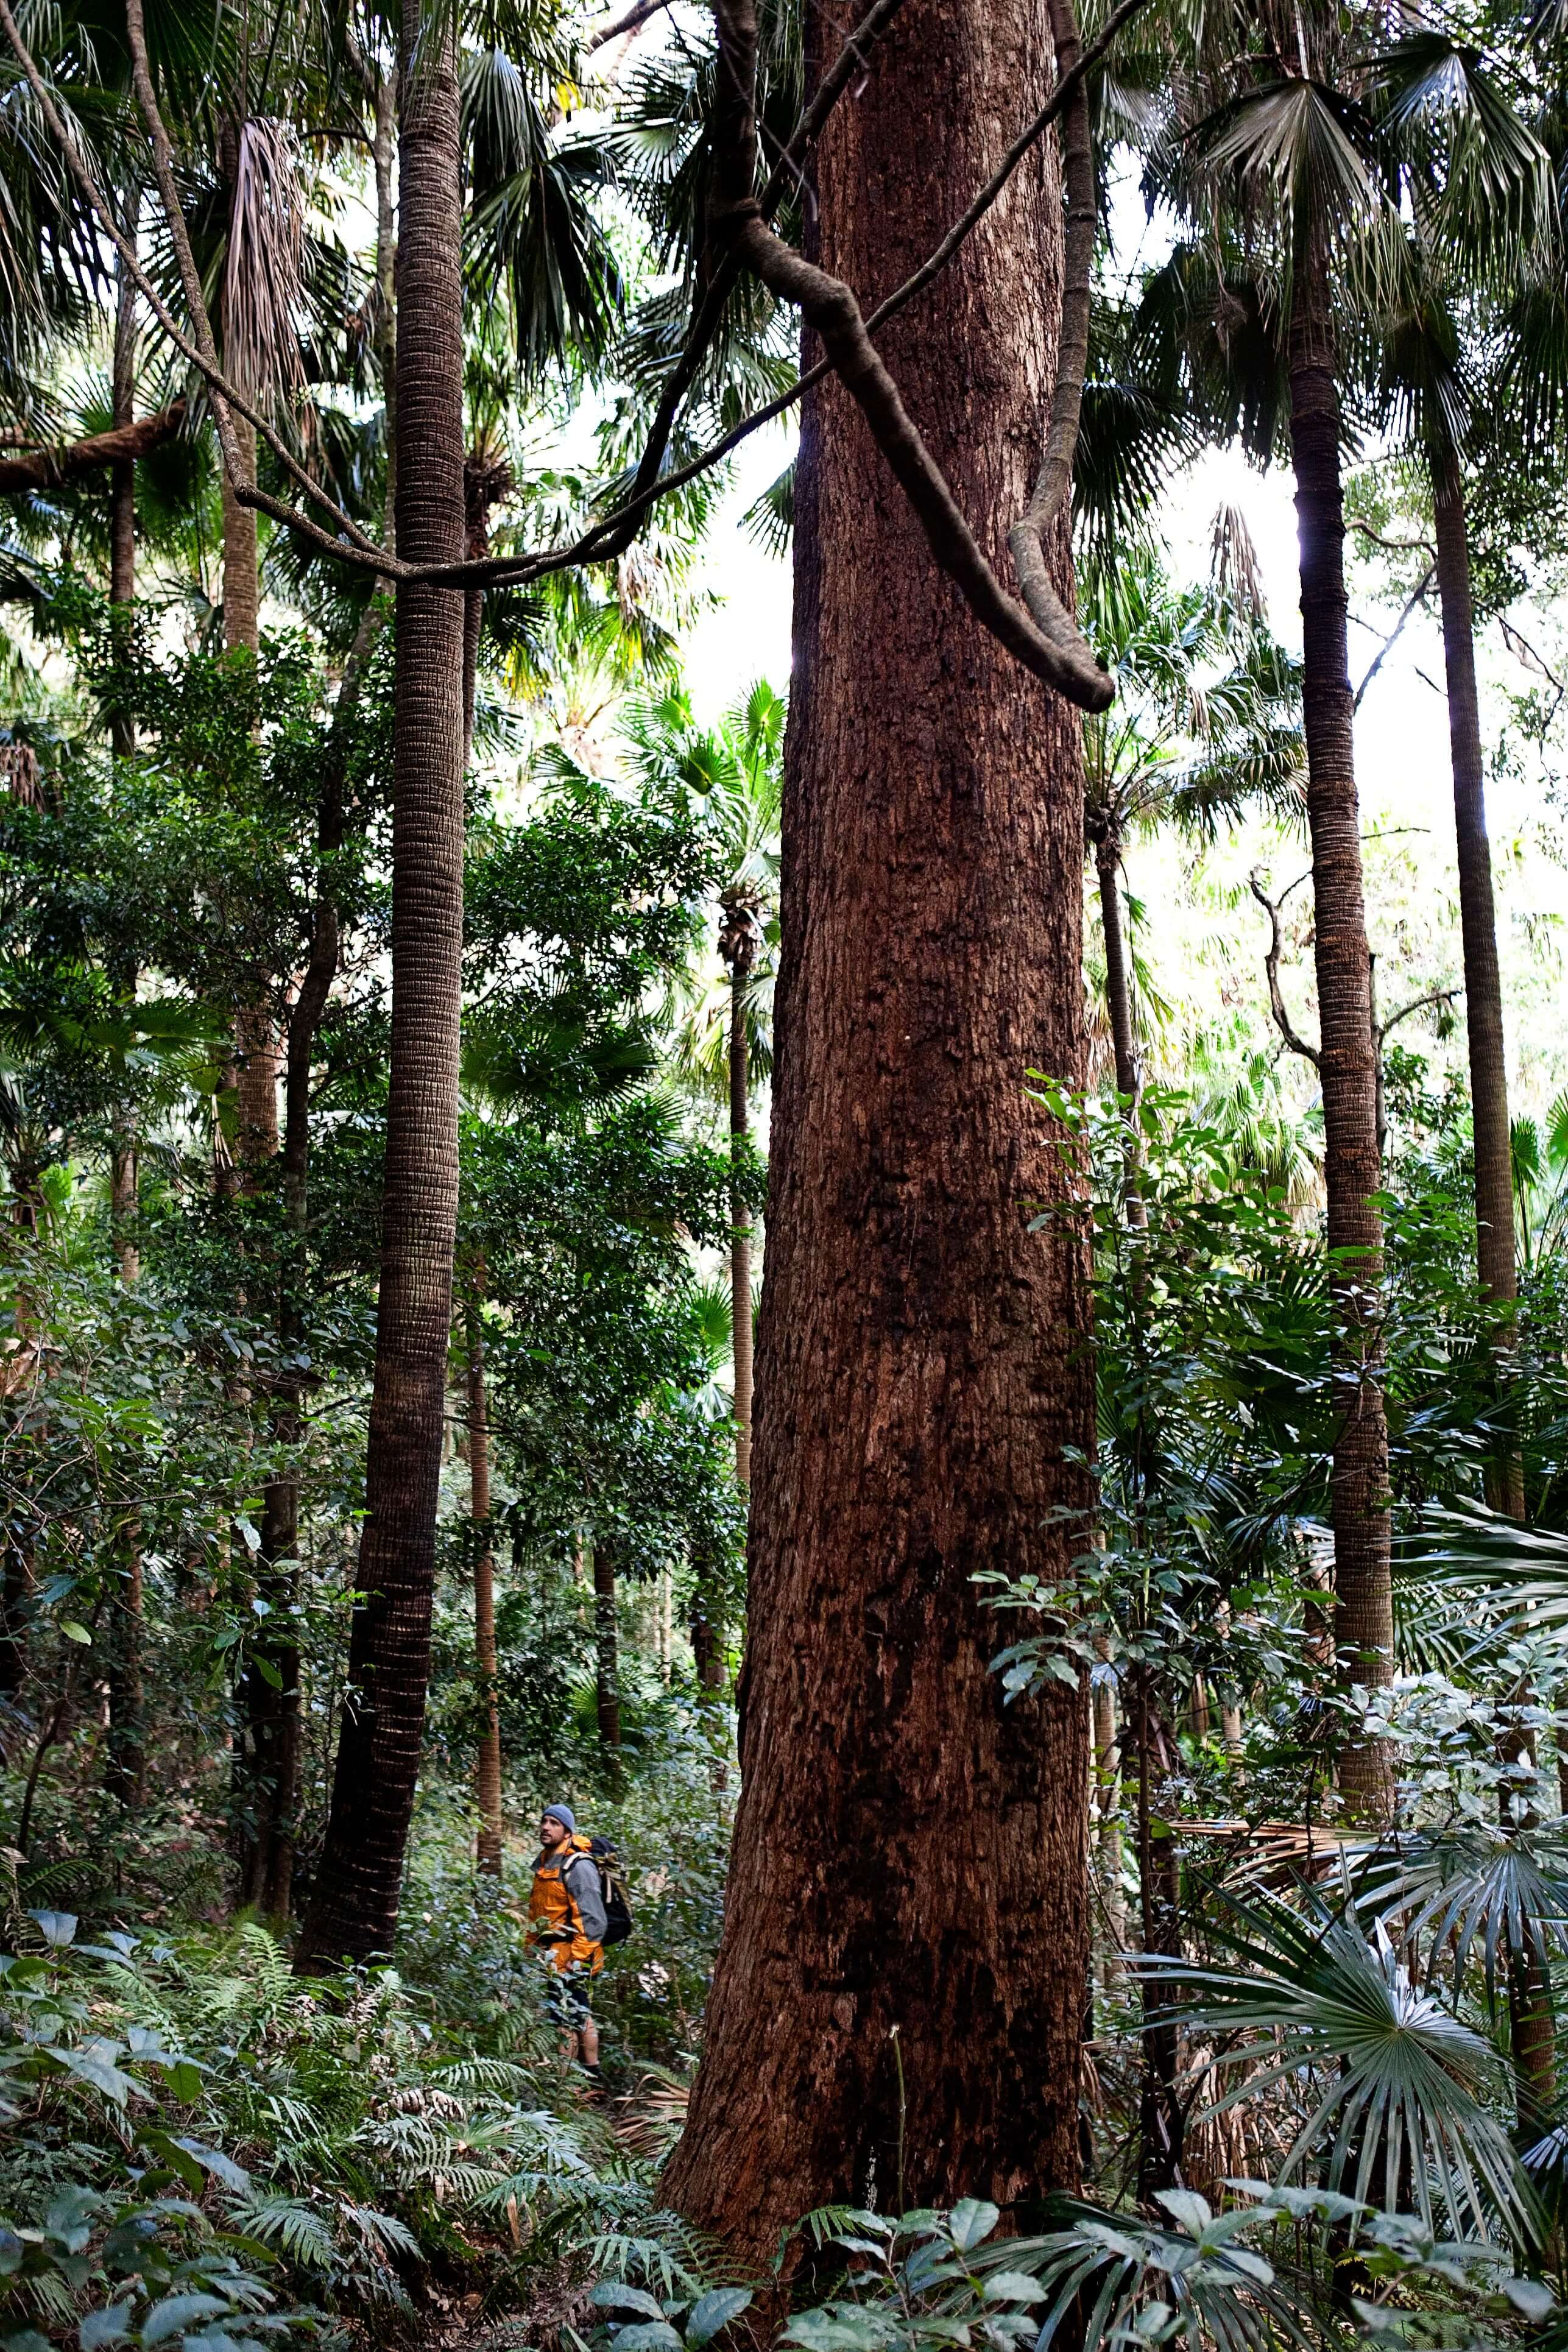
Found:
[1432,463,1524,1521]
[295,0,467,1969]
[467,1288,504,1875]
[1287,264,1393,1820]
[662,0,1094,2256]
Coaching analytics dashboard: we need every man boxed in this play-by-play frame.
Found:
[528,1803,608,2092]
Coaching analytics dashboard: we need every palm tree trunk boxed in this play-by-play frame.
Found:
[663,0,1094,2255]
[729,970,753,1489]
[1287,260,1393,1820]
[110,217,137,764]
[1431,461,1524,1522]
[1097,836,1138,1103]
[296,0,467,1970]
[1096,832,1147,1229]
[467,1287,504,1876]
[109,229,141,1277]
[592,1545,622,1766]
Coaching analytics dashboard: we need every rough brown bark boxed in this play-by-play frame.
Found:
[1286,263,1393,1820]
[718,893,761,1489]
[1432,467,1524,1521]
[295,0,467,1969]
[467,1290,504,1875]
[662,0,1094,2256]
[0,404,182,495]
[1096,838,1138,1106]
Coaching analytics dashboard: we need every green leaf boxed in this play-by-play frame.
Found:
[166,2064,202,2104]
[609,2327,682,2352]
[80,2306,134,2350]
[141,2294,230,2346]
[45,2043,138,2105]
[980,2276,1046,2306]
[28,1909,77,1946]
[59,1621,91,1645]
[46,2186,97,2252]
[947,2201,1000,2253]
[590,2287,665,2322]
[686,2290,753,2346]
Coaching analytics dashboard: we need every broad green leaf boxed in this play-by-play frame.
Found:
[80,2307,133,2350]
[686,2289,753,2346]
[947,2200,1000,2253]
[609,2326,682,2352]
[590,2286,665,2322]
[141,2294,230,2346]
[981,2276,1046,2305]
[28,1909,77,1946]
[46,2043,139,2105]
[59,1622,91,1645]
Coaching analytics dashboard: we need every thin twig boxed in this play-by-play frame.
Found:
[1249,870,1319,1067]
[1352,563,1433,711]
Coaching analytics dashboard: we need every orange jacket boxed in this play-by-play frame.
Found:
[528,1834,604,1974]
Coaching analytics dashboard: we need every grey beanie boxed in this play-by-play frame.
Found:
[542,1802,576,1832]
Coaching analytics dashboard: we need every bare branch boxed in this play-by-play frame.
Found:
[1376,986,1457,1046]
[1249,870,1319,1067]
[585,0,674,51]
[1350,519,1436,560]
[1006,0,1107,699]
[1353,562,1433,711]
[706,0,1112,707]
[0,402,185,492]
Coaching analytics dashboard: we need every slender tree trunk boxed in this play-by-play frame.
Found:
[467,1288,504,1875]
[1093,1668,1124,1987]
[105,1516,144,1813]
[1097,837,1138,1104]
[727,967,754,1489]
[216,118,277,1178]
[1432,462,1524,1522]
[1134,1682,1183,2200]
[110,215,138,765]
[296,0,467,1969]
[1095,832,1147,1230]
[663,0,1094,2254]
[1287,261,1393,1820]
[109,228,142,1276]
[593,1546,622,1765]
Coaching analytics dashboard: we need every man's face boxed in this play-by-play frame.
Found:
[540,1813,568,1851]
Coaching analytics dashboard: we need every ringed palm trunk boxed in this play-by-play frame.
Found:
[663,0,1094,2256]
[1431,456,1524,1522]
[467,1285,504,1875]
[1287,257,1393,1820]
[296,0,467,1969]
